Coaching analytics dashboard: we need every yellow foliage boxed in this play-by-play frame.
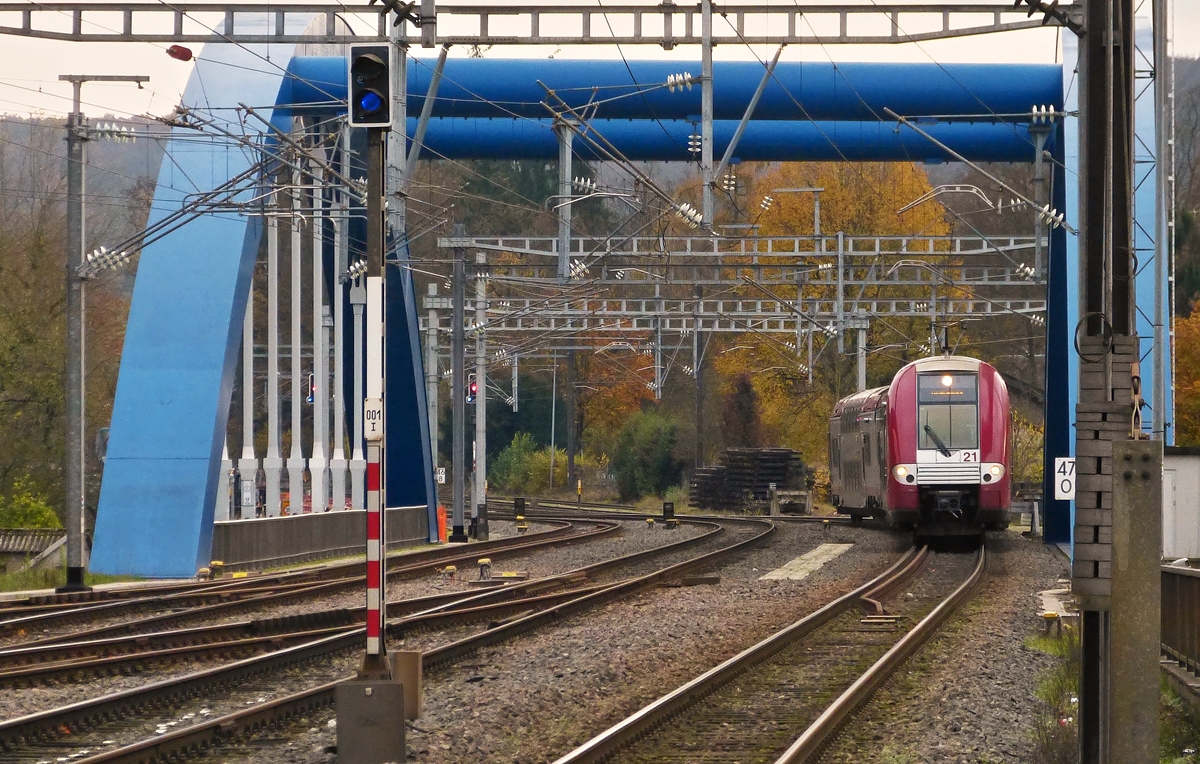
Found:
[689,161,949,468]
[753,162,951,239]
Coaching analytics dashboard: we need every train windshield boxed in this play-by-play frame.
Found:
[916,373,979,452]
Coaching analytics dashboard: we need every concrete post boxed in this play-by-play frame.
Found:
[63,99,87,589]
[450,229,468,542]
[857,322,867,392]
[700,0,714,227]
[237,296,257,518]
[836,232,846,354]
[215,437,232,522]
[265,208,283,517]
[310,164,328,512]
[286,165,306,513]
[330,171,348,511]
[1108,439,1161,763]
[474,251,487,522]
[426,283,439,476]
[350,291,366,510]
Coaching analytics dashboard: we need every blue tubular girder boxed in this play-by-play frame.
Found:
[284,58,1063,121]
[398,117,1051,163]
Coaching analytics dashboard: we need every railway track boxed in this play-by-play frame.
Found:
[0,517,722,686]
[0,519,601,644]
[553,542,988,764]
[0,517,581,621]
[0,516,773,762]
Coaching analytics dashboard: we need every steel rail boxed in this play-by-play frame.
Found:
[0,518,724,684]
[0,582,620,687]
[46,517,775,763]
[0,518,578,614]
[0,520,607,645]
[859,545,932,616]
[774,545,989,763]
[550,544,926,764]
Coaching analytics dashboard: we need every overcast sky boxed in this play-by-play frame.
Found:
[0,0,1194,119]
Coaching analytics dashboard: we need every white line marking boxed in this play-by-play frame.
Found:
[760,543,855,581]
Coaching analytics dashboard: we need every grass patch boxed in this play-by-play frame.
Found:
[875,746,918,764]
[1026,626,1080,764]
[0,565,140,593]
[1162,680,1200,763]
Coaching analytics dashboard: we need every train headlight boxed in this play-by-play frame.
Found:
[894,465,907,478]
[990,464,1003,476]
[982,463,1005,482]
[941,374,954,387]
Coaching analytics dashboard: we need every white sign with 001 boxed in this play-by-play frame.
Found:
[364,398,383,442]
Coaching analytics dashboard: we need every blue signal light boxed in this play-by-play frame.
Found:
[359,91,384,114]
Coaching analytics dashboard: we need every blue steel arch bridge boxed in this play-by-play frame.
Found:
[22,4,1157,577]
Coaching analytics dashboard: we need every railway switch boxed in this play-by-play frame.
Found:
[646,518,655,529]
[478,558,492,580]
[440,565,457,581]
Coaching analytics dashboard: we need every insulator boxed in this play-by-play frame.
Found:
[760,195,774,211]
[573,176,597,194]
[613,269,626,280]
[667,72,694,92]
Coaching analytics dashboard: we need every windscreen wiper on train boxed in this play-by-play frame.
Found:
[923,424,952,458]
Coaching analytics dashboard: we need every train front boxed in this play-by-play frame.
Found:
[885,357,1011,534]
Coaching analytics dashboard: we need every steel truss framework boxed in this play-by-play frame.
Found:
[417,231,1046,411]
[430,234,1046,338]
[0,3,1072,46]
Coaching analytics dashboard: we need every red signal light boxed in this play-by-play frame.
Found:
[167,45,194,62]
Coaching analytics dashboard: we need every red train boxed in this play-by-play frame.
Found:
[829,355,1012,535]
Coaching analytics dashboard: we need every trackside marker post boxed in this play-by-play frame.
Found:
[337,42,404,764]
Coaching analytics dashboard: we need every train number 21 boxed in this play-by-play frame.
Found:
[961,451,978,462]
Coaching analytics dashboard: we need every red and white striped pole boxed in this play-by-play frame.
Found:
[361,128,389,676]
[364,298,383,658]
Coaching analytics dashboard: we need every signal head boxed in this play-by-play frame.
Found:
[348,44,394,128]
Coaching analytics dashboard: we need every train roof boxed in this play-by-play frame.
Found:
[831,385,888,417]
[830,355,998,417]
[902,355,989,373]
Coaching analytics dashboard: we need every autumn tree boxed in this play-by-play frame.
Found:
[0,117,143,525]
[693,161,949,468]
[1175,303,1200,446]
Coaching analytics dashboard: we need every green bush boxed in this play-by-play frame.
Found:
[0,477,62,529]
[611,412,685,501]
[489,432,540,492]
[489,433,569,494]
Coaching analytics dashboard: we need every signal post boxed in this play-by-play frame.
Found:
[335,43,406,763]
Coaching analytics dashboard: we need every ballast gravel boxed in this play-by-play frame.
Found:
[816,530,1069,764]
[0,519,703,721]
[208,518,912,763]
[5,520,1068,764]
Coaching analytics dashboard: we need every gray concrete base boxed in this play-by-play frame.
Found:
[335,678,405,763]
